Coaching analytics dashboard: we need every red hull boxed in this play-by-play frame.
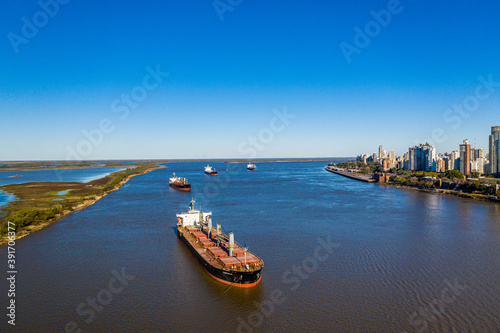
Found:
[170,184,191,191]
[179,233,262,288]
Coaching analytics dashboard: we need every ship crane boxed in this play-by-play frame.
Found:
[243,242,249,269]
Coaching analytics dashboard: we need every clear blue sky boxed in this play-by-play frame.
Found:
[1,0,499,160]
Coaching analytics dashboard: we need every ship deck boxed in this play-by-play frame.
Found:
[179,226,263,273]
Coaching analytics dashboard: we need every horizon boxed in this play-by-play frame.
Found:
[0,157,355,163]
[2,1,499,160]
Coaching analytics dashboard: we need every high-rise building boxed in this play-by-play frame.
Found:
[471,158,486,174]
[490,126,500,176]
[378,145,384,159]
[406,143,436,171]
[450,150,460,170]
[471,148,486,160]
[426,145,436,172]
[443,154,452,171]
[389,150,396,161]
[459,139,471,175]
[408,147,416,170]
[469,147,487,175]
[414,143,436,172]
[403,152,410,170]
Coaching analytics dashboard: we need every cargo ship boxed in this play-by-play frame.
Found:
[169,173,191,191]
[247,163,258,171]
[204,165,218,176]
[176,200,264,288]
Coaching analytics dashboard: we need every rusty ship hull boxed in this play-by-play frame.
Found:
[177,226,263,288]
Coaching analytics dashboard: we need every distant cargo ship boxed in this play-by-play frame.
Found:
[176,200,264,288]
[204,165,218,176]
[247,163,258,171]
[169,173,191,191]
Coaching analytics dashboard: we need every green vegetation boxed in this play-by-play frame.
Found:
[389,176,409,185]
[101,166,146,192]
[0,163,161,238]
[332,161,384,174]
[9,207,62,229]
[458,180,495,194]
[444,170,465,180]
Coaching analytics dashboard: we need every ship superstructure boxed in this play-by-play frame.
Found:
[204,165,218,176]
[247,163,258,171]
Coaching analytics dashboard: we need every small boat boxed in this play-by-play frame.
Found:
[9,174,23,178]
[247,163,258,171]
[204,165,218,176]
[176,199,264,288]
[169,173,191,191]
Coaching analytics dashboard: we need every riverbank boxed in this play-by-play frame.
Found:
[325,164,499,203]
[325,166,376,183]
[0,164,165,247]
[380,182,500,202]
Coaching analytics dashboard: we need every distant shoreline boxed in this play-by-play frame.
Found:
[0,158,355,171]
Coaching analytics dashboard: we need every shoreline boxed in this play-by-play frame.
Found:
[324,166,376,183]
[0,165,165,247]
[380,182,500,203]
[325,166,499,203]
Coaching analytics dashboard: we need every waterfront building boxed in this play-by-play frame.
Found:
[426,145,437,172]
[383,159,390,171]
[490,126,500,176]
[414,143,436,172]
[436,154,446,172]
[356,154,371,163]
[450,150,460,171]
[443,154,452,171]
[397,156,404,169]
[471,158,485,174]
[471,148,486,160]
[459,139,471,175]
[389,150,396,161]
[403,152,410,170]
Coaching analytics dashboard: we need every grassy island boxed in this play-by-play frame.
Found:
[0,163,165,247]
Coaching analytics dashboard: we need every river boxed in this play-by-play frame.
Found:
[0,161,499,332]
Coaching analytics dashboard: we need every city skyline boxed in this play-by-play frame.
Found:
[2,1,500,160]
[357,125,499,176]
